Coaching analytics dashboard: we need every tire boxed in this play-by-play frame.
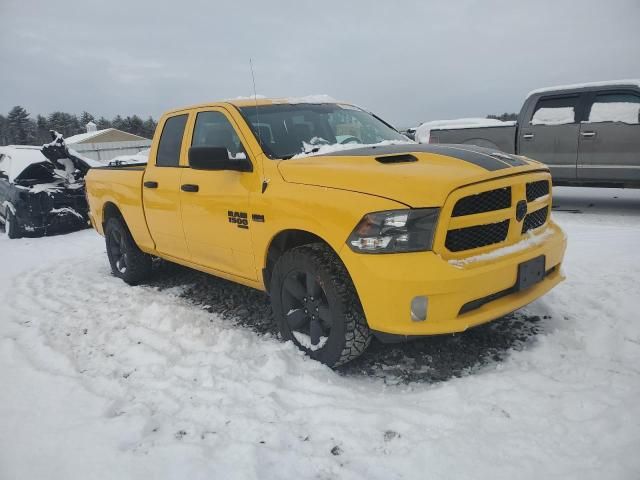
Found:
[270,243,371,367]
[104,216,152,285]
[5,212,22,239]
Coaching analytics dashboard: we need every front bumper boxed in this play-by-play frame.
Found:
[339,221,566,337]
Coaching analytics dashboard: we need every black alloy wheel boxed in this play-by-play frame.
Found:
[104,217,152,285]
[282,269,333,349]
[108,227,129,274]
[270,243,372,367]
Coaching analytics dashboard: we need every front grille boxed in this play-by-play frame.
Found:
[526,180,549,202]
[452,187,511,217]
[522,206,548,233]
[445,220,509,252]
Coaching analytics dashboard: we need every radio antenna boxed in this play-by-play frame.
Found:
[249,58,262,147]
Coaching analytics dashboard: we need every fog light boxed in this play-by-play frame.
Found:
[410,296,428,322]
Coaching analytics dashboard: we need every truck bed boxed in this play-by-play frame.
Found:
[85,166,154,250]
[428,125,517,153]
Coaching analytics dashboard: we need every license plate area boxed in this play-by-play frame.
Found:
[516,255,546,291]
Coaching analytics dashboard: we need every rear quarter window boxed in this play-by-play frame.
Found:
[587,93,640,124]
[156,114,188,167]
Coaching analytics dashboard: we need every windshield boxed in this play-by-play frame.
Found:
[239,103,410,159]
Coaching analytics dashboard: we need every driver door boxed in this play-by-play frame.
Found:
[180,108,258,280]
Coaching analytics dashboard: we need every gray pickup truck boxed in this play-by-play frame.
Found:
[424,80,640,187]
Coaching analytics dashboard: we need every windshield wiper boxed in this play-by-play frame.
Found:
[281,146,320,160]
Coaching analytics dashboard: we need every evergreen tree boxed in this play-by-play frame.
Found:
[128,115,144,136]
[0,109,158,144]
[48,111,82,137]
[35,115,50,144]
[79,111,95,127]
[142,116,157,139]
[119,116,133,134]
[487,112,518,122]
[0,114,7,145]
[96,116,111,130]
[7,106,36,144]
[112,115,124,130]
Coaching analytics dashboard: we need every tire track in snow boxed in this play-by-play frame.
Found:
[4,255,446,468]
[3,225,639,478]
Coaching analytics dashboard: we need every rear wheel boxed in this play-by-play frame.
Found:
[104,216,152,285]
[5,212,22,239]
[270,243,371,367]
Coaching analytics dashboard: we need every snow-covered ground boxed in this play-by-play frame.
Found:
[1,187,639,480]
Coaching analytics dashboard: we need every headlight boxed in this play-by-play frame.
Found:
[347,208,439,253]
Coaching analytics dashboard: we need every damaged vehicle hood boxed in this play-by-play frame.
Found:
[2,132,99,189]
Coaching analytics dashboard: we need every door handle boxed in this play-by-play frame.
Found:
[181,184,199,192]
[523,133,534,140]
[143,181,158,189]
[581,131,596,137]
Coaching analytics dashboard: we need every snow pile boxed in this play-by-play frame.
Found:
[1,188,640,479]
[449,228,555,267]
[415,118,515,144]
[50,206,85,220]
[109,148,150,166]
[21,182,65,194]
[530,107,575,125]
[588,102,640,124]
[230,94,267,100]
[526,79,640,98]
[292,139,414,158]
[282,94,337,104]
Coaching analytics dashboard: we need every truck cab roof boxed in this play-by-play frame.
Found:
[163,95,347,114]
[526,79,640,98]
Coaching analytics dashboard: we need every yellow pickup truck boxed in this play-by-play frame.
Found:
[85,98,567,367]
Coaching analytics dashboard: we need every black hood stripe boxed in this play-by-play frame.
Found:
[316,143,528,171]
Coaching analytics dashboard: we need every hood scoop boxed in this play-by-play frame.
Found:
[375,153,418,164]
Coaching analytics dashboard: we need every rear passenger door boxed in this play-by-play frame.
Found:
[179,108,258,280]
[518,94,582,181]
[578,90,640,183]
[142,113,190,260]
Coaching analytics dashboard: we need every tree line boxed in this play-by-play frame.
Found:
[487,112,518,121]
[0,106,157,146]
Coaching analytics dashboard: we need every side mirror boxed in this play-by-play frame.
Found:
[0,171,8,180]
[188,146,252,172]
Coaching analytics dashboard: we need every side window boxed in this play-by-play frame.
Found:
[192,111,247,160]
[156,114,188,167]
[587,93,640,124]
[530,96,578,126]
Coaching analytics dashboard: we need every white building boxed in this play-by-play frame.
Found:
[65,122,152,162]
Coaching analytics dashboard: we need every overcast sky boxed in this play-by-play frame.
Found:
[1,0,639,127]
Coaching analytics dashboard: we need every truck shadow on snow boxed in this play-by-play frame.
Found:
[146,261,547,385]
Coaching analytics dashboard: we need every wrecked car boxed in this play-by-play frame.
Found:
[0,133,98,239]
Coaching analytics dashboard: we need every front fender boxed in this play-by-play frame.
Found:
[250,182,406,276]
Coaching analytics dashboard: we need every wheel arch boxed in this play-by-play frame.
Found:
[263,228,340,291]
[102,201,125,228]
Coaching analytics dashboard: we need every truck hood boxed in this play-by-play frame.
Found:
[277,144,547,207]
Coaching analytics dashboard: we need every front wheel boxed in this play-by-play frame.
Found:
[104,216,152,285]
[270,243,371,367]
